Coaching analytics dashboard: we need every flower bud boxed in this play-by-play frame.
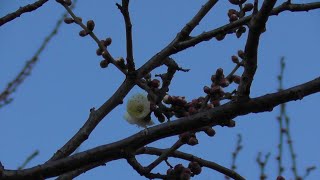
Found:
[174,164,184,175]
[180,168,191,180]
[203,86,211,94]
[233,75,241,84]
[179,132,192,143]
[104,37,112,46]
[220,78,230,87]
[237,50,245,59]
[216,68,224,78]
[150,79,160,88]
[188,161,202,175]
[228,9,239,18]
[236,28,243,38]
[215,33,226,41]
[243,3,254,12]
[87,20,95,31]
[187,137,198,146]
[116,57,126,69]
[79,30,88,37]
[64,17,74,24]
[211,75,216,83]
[231,55,239,64]
[204,127,215,137]
[100,60,109,68]
[229,14,238,22]
[96,48,103,56]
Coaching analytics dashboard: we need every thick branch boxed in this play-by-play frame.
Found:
[2,77,320,179]
[0,0,49,26]
[55,161,106,180]
[237,0,277,99]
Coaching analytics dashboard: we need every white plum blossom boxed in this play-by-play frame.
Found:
[124,93,154,128]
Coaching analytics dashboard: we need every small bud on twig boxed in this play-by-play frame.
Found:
[86,20,95,31]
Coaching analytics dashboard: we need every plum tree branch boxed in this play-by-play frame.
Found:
[237,0,277,99]
[116,0,135,72]
[2,76,319,179]
[139,147,245,180]
[177,2,320,52]
[0,0,78,109]
[0,0,49,26]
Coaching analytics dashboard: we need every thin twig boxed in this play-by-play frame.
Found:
[277,57,285,176]
[58,2,127,75]
[0,0,78,109]
[138,147,245,180]
[256,152,271,180]
[0,0,49,26]
[116,0,135,72]
[18,150,39,170]
[146,139,184,172]
[226,134,242,179]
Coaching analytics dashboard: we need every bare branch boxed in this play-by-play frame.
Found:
[0,0,49,26]
[256,152,271,180]
[237,0,277,99]
[272,2,320,15]
[178,2,320,52]
[116,0,135,72]
[139,147,245,180]
[56,161,107,180]
[48,79,135,162]
[146,139,184,172]
[0,0,78,109]
[18,150,39,170]
[126,156,168,179]
[178,0,219,40]
[58,2,127,75]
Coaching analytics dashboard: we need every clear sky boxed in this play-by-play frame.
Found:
[0,0,320,179]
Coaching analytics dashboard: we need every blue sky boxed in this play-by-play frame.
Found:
[0,0,320,179]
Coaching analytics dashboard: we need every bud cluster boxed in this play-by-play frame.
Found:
[227,0,254,38]
[179,132,198,146]
[166,162,202,180]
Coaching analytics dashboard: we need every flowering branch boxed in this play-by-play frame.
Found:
[1,76,320,179]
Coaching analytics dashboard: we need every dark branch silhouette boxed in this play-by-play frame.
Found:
[0,0,319,179]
